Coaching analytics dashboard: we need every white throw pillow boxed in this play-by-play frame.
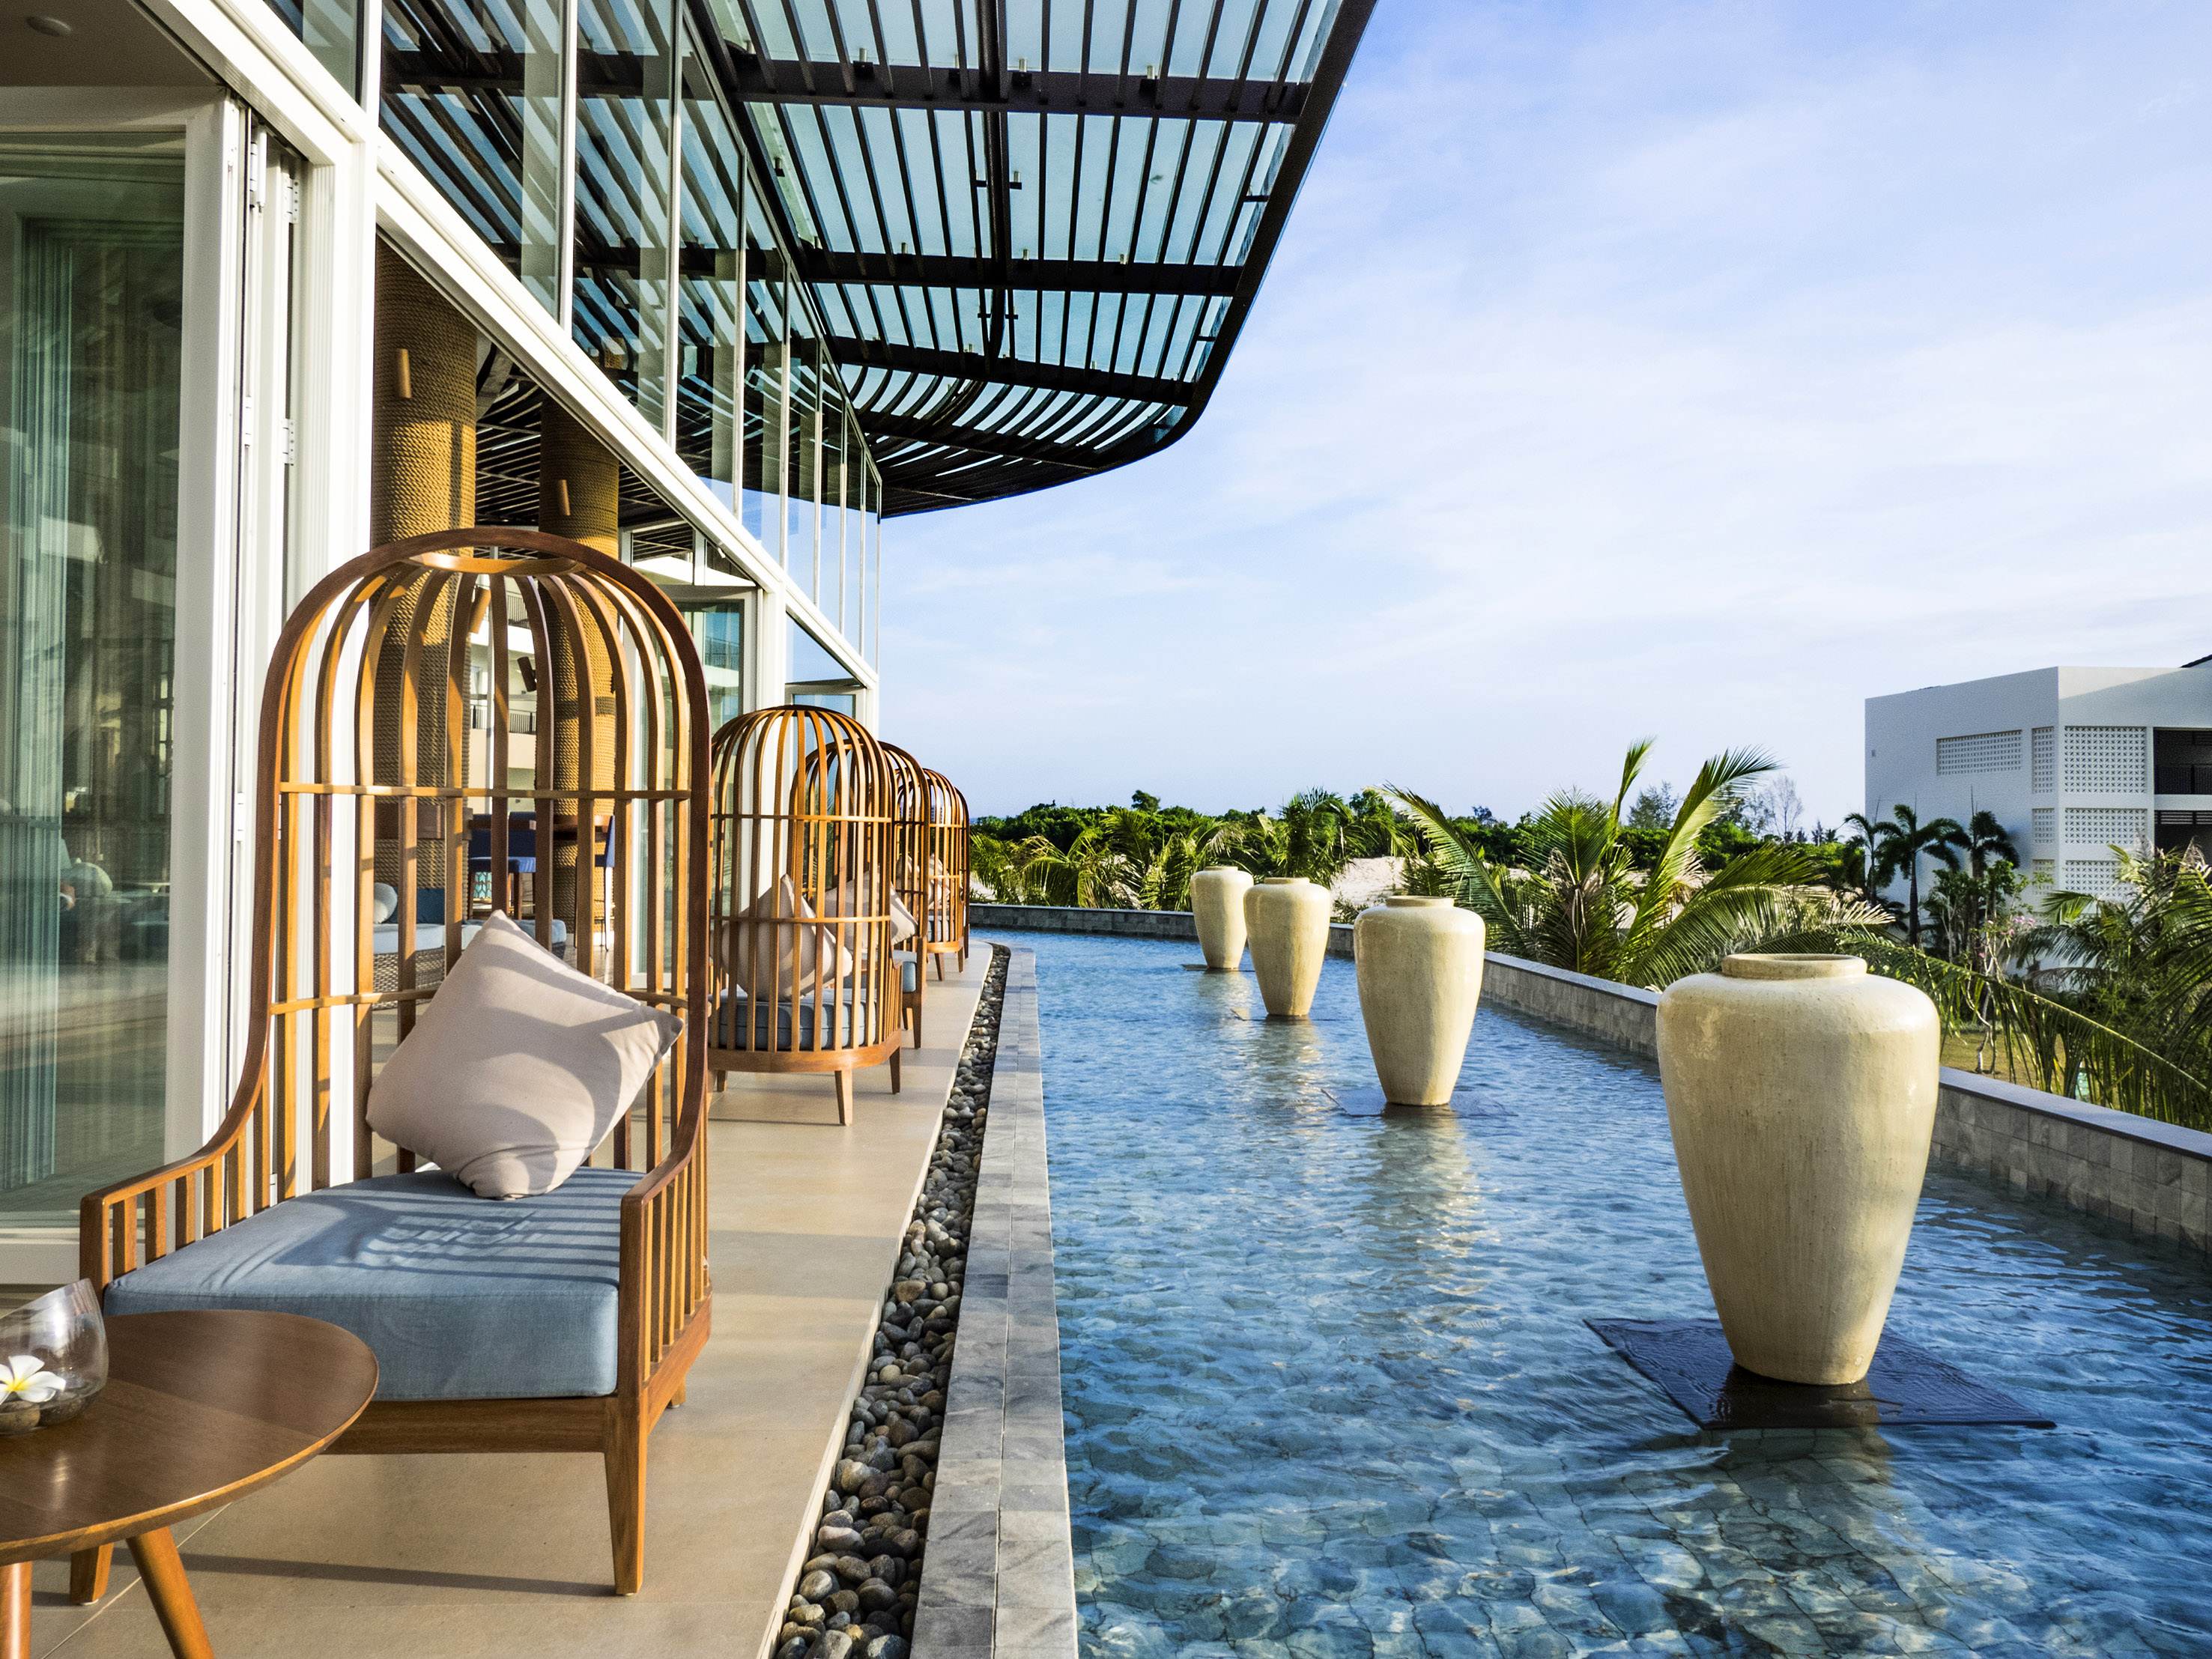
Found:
[366,911,682,1198]
[822,878,918,945]
[716,876,853,999]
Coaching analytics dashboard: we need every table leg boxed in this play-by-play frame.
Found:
[2,1561,30,1659]
[70,1545,111,1604]
[125,1531,212,1659]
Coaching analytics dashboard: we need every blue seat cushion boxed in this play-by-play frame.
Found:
[103,1168,627,1401]
[712,989,857,1052]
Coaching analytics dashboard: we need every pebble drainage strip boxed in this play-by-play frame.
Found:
[775,944,1010,1659]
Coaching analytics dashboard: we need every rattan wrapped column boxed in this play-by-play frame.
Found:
[921,768,970,978]
[708,706,901,1123]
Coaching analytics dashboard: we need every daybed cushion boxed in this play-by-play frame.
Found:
[103,1168,627,1400]
[712,989,856,1052]
[367,912,681,1198]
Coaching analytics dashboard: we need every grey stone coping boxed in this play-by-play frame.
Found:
[912,945,1077,1659]
[1486,950,1661,1008]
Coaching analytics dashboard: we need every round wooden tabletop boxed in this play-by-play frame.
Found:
[0,1310,378,1565]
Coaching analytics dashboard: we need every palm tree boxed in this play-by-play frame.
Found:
[1387,742,1879,989]
[1957,809,2019,878]
[1860,804,1965,950]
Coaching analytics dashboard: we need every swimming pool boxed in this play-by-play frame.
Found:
[1002,929,2212,1658]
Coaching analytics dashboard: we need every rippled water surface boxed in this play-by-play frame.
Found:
[999,929,2212,1658]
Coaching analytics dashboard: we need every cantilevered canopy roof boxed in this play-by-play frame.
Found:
[695,0,1375,514]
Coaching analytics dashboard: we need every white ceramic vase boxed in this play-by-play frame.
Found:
[1354,897,1485,1105]
[1656,953,1940,1385]
[1189,866,1252,971]
[1243,877,1331,1019]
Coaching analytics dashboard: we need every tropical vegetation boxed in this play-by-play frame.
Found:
[972,751,2212,1130]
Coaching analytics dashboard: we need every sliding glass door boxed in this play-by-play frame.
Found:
[0,134,185,1225]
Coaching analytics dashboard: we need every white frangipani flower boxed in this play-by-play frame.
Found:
[1,1354,62,1404]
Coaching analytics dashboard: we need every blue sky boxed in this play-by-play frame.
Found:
[877,1,2212,826]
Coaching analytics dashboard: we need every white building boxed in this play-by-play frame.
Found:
[1864,662,2212,905]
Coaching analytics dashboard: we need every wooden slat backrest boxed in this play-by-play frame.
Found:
[707,706,896,1056]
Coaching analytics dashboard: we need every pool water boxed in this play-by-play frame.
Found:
[1000,929,2212,1658]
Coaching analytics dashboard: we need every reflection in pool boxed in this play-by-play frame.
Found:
[1003,929,2212,1658]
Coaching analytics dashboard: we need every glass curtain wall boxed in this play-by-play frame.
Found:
[258,0,363,94]
[0,135,186,1223]
[381,0,881,664]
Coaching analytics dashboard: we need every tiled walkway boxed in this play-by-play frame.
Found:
[21,952,987,1659]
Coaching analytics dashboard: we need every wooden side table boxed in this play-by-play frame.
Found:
[0,1310,378,1659]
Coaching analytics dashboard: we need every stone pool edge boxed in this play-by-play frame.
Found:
[912,944,1079,1659]
[970,909,2211,1258]
[1477,954,2212,1258]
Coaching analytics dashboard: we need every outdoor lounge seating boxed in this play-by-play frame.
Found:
[81,527,712,1598]
[706,705,906,1123]
[882,742,932,1047]
[921,765,972,978]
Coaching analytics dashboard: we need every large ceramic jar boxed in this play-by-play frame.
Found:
[1189,866,1253,971]
[1657,953,1939,1385]
[1354,897,1485,1105]
[1243,877,1332,1019]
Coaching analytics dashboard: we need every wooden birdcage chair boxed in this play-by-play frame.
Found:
[79,528,712,1597]
[707,706,903,1124]
[921,768,971,977]
[882,743,931,1047]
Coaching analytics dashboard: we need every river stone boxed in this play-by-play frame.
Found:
[885,1417,914,1449]
[890,1529,922,1557]
[775,1640,807,1659]
[817,1526,866,1553]
[867,1554,902,1586]
[862,1636,908,1659]
[834,1458,873,1493]
[856,1579,900,1612]
[810,1633,853,1659]
[798,1570,837,1601]
[789,1602,826,1628]
[893,1280,926,1304]
[834,1555,872,1585]
[828,1589,861,1613]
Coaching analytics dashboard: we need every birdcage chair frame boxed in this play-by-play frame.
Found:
[78,527,712,1597]
[706,706,903,1124]
[882,742,931,1049]
[921,768,971,977]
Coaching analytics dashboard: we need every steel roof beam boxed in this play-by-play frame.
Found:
[799,247,1241,296]
[860,413,1142,470]
[387,49,1309,124]
[829,337,1193,404]
[721,54,1310,123]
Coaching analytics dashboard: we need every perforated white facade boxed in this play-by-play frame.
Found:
[2064,807,2149,849]
[1866,661,2212,922]
[2064,859,2124,900]
[1936,730,2023,774]
[2064,727,2148,793]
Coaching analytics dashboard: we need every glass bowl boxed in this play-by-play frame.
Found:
[0,1279,107,1434]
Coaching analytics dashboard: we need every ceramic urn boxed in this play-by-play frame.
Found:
[1354,897,1486,1104]
[1243,877,1332,1019]
[1656,953,1940,1385]
[1189,866,1253,971]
